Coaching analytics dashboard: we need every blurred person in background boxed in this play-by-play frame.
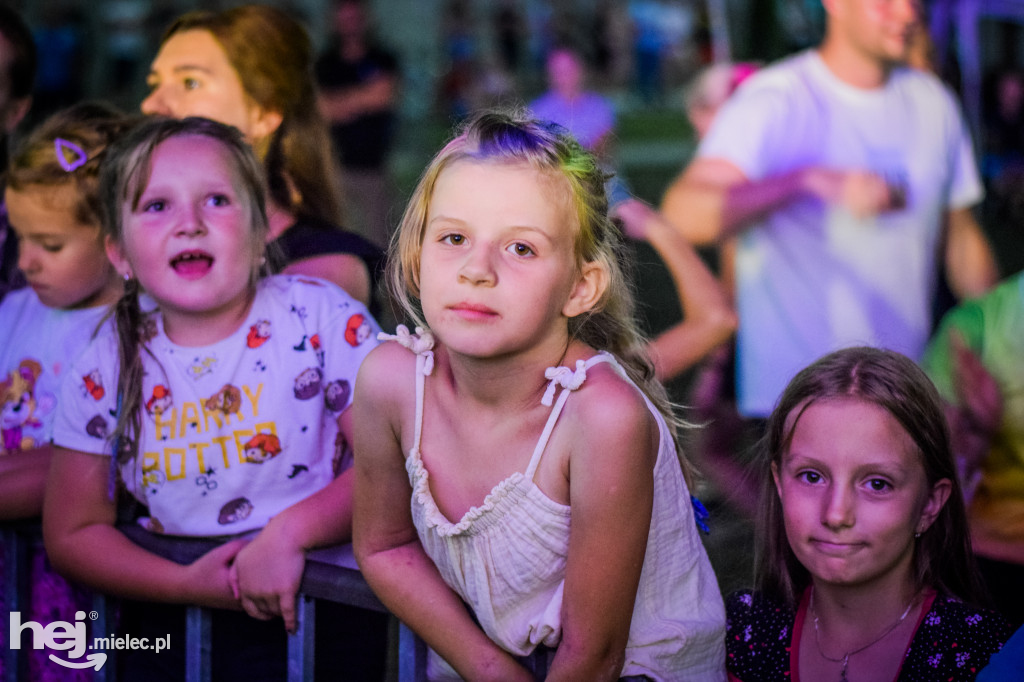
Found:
[663,0,997,422]
[0,5,34,304]
[530,44,628,204]
[316,0,399,249]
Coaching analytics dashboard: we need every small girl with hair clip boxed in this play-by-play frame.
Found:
[353,110,726,681]
[727,347,1011,682]
[43,116,386,679]
[0,101,132,515]
[0,101,132,682]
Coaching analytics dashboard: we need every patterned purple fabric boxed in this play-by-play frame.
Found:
[727,589,1012,681]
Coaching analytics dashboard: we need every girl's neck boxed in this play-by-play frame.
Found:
[161,286,257,347]
[66,273,124,311]
[809,573,921,640]
[265,199,295,242]
[817,36,891,90]
[437,335,590,410]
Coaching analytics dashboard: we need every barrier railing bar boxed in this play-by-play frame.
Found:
[287,595,315,682]
[2,522,32,682]
[184,605,211,682]
[92,591,116,682]
[398,622,427,682]
[2,524,420,681]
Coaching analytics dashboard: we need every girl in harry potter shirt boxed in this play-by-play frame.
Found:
[44,116,384,680]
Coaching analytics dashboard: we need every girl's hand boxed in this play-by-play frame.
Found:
[951,331,1003,437]
[611,198,657,241]
[948,330,1002,501]
[183,539,247,610]
[231,524,306,633]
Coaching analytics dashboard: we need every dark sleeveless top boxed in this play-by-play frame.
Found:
[270,214,384,315]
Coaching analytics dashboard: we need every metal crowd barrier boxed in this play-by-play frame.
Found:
[1,521,427,682]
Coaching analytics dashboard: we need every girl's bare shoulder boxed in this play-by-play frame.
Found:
[563,360,658,459]
[355,339,421,409]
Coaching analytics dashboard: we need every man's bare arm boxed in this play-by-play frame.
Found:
[945,206,998,300]
[662,157,895,245]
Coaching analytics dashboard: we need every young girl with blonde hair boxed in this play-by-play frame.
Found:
[353,111,726,681]
[0,102,132,515]
[0,101,132,681]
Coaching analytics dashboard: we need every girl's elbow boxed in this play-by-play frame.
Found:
[42,530,78,578]
[352,535,394,575]
[554,636,627,681]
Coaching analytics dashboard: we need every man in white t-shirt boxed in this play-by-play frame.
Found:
[662,0,998,418]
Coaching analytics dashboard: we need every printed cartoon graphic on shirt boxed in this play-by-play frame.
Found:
[142,467,166,492]
[204,384,242,420]
[95,284,377,525]
[146,385,173,416]
[219,497,253,525]
[323,379,351,413]
[293,368,322,400]
[310,333,324,365]
[85,414,109,439]
[1,359,54,452]
[138,381,280,484]
[196,470,217,493]
[242,432,282,464]
[246,319,271,348]
[186,356,218,380]
[82,369,105,400]
[345,314,372,347]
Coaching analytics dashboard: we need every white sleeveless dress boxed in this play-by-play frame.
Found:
[383,326,726,681]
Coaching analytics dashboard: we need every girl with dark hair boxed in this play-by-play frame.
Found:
[0,101,131,516]
[728,346,1011,681]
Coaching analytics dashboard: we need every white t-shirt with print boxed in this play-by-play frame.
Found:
[53,275,379,536]
[0,288,109,454]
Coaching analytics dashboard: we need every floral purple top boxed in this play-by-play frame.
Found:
[726,588,1011,681]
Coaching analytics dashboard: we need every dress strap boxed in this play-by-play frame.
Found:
[377,325,434,452]
[526,352,615,479]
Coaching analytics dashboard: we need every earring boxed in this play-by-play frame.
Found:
[123,273,131,282]
[914,532,921,539]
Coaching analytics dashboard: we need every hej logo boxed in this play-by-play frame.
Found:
[8,610,107,671]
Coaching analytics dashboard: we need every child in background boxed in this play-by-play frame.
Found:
[0,102,129,516]
[43,116,385,680]
[0,102,131,682]
[727,347,1010,681]
[353,110,726,681]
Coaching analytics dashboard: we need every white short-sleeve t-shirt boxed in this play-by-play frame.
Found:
[698,50,982,417]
